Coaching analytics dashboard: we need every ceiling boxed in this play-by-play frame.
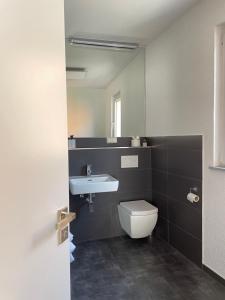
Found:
[66,46,141,88]
[64,0,199,43]
[64,0,199,88]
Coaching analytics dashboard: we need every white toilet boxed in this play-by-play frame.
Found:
[118,200,158,239]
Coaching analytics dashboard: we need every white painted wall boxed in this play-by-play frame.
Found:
[214,23,225,166]
[106,49,146,137]
[67,85,107,136]
[145,0,225,279]
[0,1,70,299]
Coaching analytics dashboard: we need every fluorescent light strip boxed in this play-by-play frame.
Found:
[68,38,139,50]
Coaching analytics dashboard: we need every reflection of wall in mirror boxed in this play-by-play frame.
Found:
[106,49,146,137]
[67,86,107,137]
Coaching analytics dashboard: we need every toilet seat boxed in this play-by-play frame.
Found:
[120,200,158,216]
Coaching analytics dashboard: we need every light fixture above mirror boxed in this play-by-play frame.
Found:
[67,37,139,51]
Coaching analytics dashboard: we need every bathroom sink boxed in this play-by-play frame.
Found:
[69,174,119,195]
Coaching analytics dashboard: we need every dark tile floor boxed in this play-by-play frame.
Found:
[71,236,225,300]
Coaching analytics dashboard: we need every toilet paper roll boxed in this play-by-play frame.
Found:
[70,242,76,253]
[69,232,74,242]
[70,253,75,263]
[187,192,200,203]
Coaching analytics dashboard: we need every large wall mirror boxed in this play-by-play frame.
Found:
[65,37,146,138]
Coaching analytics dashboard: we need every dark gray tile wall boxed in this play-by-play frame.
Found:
[150,135,202,266]
[69,136,202,266]
[69,147,152,243]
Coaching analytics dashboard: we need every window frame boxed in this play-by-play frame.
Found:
[111,92,122,138]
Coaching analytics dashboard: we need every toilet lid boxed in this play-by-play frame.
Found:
[120,200,158,216]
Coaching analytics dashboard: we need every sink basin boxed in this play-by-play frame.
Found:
[69,174,119,195]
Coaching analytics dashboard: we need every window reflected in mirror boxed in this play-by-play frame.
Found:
[112,92,121,138]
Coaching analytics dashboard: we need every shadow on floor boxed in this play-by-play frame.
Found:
[71,236,225,300]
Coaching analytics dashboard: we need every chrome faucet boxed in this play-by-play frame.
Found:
[86,164,92,176]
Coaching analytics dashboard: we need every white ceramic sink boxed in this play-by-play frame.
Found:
[69,174,119,195]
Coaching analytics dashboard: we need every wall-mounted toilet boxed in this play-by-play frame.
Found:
[118,200,158,238]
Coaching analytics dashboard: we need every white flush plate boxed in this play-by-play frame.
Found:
[121,155,138,168]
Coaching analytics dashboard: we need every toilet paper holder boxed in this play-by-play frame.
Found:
[187,187,200,203]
